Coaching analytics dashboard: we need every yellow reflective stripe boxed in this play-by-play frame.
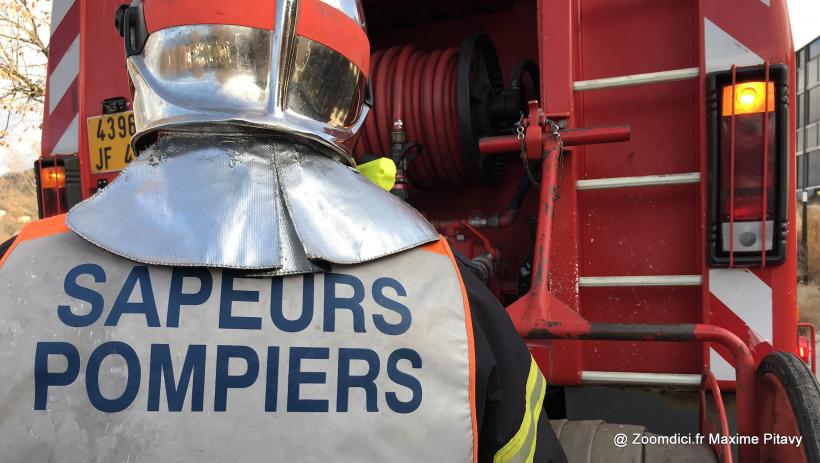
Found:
[493,357,547,463]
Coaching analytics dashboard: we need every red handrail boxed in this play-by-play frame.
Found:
[761,62,770,266]
[700,369,733,462]
[729,65,737,267]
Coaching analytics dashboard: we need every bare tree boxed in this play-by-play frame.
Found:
[0,0,50,172]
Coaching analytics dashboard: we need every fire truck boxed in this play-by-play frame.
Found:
[35,0,820,461]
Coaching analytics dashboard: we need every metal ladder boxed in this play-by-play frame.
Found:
[572,67,704,386]
[574,67,703,290]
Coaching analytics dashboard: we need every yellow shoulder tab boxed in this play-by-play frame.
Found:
[358,157,397,191]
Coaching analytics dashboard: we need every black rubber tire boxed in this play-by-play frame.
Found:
[757,351,820,462]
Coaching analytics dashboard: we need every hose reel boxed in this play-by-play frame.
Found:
[355,34,539,187]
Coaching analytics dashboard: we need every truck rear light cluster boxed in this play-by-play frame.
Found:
[35,156,83,219]
[708,65,789,266]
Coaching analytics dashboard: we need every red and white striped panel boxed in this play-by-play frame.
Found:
[709,269,772,380]
[41,0,80,156]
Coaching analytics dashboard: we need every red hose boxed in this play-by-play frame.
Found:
[355,45,465,186]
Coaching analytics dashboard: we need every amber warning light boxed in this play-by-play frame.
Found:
[39,166,66,189]
[721,82,774,116]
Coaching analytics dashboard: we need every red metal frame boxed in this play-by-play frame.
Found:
[700,370,733,463]
[529,322,757,462]
[761,62,770,267]
[729,65,737,267]
[496,105,757,461]
[461,221,498,260]
[478,125,631,155]
[725,61,773,268]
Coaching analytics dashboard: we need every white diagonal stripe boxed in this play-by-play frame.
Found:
[48,36,79,114]
[709,268,773,343]
[52,114,79,154]
[50,0,76,36]
[704,18,763,73]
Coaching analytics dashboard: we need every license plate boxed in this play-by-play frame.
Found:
[86,111,137,174]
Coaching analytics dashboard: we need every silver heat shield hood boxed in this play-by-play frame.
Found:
[67,131,438,274]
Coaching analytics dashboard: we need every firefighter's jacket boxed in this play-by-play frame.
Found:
[0,216,566,463]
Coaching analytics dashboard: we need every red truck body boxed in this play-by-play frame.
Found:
[36,1,819,461]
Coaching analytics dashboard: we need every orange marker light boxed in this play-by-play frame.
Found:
[40,166,66,189]
[721,81,775,116]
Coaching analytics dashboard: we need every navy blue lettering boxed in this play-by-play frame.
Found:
[323,273,365,333]
[219,271,262,330]
[34,342,80,410]
[287,347,329,412]
[386,348,422,414]
[337,348,379,412]
[167,269,212,328]
[265,346,279,412]
[58,264,105,327]
[86,341,141,413]
[105,266,160,327]
[270,275,314,332]
[214,345,259,411]
[147,344,206,412]
[372,277,411,335]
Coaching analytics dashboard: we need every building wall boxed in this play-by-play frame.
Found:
[797,36,820,192]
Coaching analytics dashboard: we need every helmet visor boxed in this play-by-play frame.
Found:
[285,36,366,128]
[140,25,272,113]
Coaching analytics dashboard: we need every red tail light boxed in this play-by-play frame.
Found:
[719,113,776,220]
[797,323,816,373]
[708,65,788,266]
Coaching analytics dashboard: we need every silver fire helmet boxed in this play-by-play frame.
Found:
[117,0,371,163]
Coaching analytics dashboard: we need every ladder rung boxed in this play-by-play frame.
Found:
[577,172,701,191]
[574,67,700,92]
[579,275,703,287]
[581,371,702,388]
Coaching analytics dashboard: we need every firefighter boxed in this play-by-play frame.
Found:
[0,0,566,461]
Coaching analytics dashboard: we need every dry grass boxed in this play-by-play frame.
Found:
[0,169,37,242]
[796,204,820,282]
[798,284,820,327]
[797,204,820,326]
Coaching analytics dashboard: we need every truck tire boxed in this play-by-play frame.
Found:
[757,351,820,463]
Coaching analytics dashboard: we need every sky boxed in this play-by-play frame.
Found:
[0,0,819,175]
[789,0,820,49]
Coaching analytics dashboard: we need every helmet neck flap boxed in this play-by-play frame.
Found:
[67,131,438,272]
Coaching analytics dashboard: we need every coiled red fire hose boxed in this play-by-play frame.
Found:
[355,45,468,187]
